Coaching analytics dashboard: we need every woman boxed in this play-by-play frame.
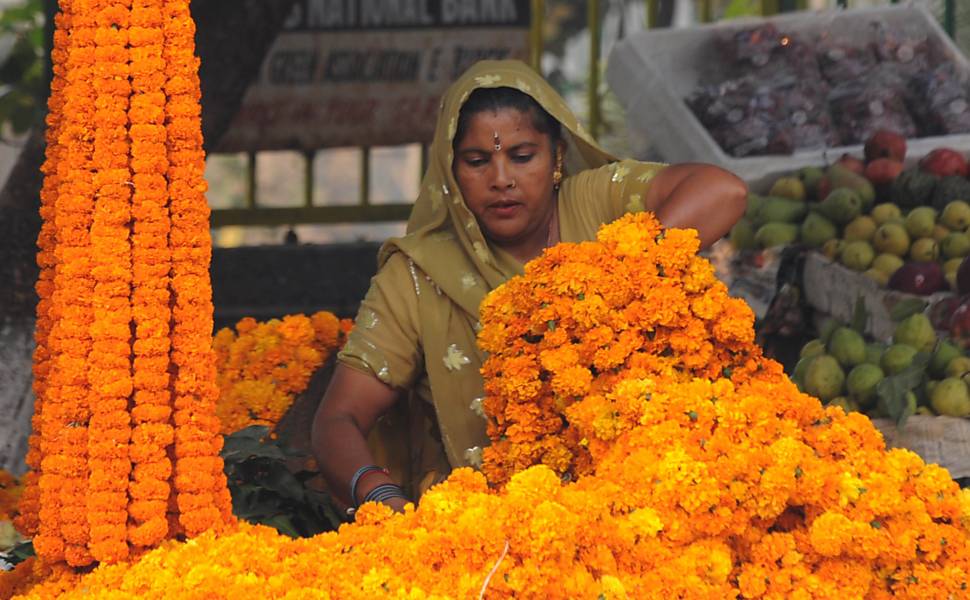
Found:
[311,60,747,514]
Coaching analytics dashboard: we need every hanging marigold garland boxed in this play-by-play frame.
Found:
[14,0,73,543]
[17,0,232,566]
[127,0,173,551]
[161,0,233,537]
[34,0,99,566]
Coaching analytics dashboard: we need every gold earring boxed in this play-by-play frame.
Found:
[552,152,563,189]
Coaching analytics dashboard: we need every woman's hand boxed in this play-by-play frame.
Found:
[644,163,748,249]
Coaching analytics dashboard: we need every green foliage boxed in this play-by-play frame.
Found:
[722,0,761,20]
[221,426,345,538]
[0,0,45,137]
[875,352,930,427]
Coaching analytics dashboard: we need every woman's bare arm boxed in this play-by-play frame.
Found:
[311,364,408,512]
[643,163,748,249]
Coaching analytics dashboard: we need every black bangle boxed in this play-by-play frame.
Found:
[349,465,387,507]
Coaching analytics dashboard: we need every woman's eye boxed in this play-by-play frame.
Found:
[465,157,488,167]
[511,154,534,163]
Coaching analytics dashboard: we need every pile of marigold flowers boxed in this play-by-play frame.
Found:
[212,312,352,434]
[6,213,970,599]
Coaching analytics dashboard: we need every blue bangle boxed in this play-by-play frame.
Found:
[362,483,407,505]
[349,465,387,507]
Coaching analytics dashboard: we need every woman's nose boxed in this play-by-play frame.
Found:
[490,158,515,189]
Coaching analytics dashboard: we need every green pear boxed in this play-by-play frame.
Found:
[828,164,876,211]
[745,194,767,223]
[871,202,902,225]
[872,253,905,276]
[945,355,970,378]
[864,342,885,365]
[818,317,841,344]
[755,222,799,248]
[729,218,757,251]
[941,200,970,230]
[769,177,807,202]
[941,232,970,259]
[843,215,878,242]
[828,396,860,413]
[863,268,889,286]
[819,188,863,225]
[840,240,875,271]
[872,223,910,257]
[821,239,844,260]
[904,207,937,239]
[930,340,963,378]
[804,355,846,401]
[797,166,826,199]
[909,237,939,262]
[800,212,837,248]
[930,378,970,417]
[800,339,826,359]
[791,356,814,391]
[881,343,918,375]
[755,197,808,224]
[828,327,867,367]
[893,313,937,353]
[932,224,952,242]
[945,257,964,275]
[846,363,884,408]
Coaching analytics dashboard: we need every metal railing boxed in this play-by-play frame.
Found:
[210,0,959,230]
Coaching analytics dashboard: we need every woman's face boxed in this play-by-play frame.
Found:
[453,108,558,259]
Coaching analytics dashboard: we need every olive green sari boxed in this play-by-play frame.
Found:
[338,60,665,495]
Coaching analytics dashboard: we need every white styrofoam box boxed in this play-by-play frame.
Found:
[607,4,970,184]
[802,251,954,342]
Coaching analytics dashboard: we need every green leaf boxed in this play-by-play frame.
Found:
[850,296,869,334]
[265,515,301,538]
[890,298,928,323]
[232,425,271,440]
[875,360,926,426]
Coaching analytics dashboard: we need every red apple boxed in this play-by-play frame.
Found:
[888,261,945,296]
[864,158,904,187]
[836,153,866,176]
[919,148,969,178]
[864,130,907,163]
[949,296,970,349]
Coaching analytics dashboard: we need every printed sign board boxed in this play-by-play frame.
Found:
[216,0,532,152]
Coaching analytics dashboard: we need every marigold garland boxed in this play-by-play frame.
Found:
[15,0,73,543]
[7,213,970,598]
[212,311,352,434]
[16,0,232,567]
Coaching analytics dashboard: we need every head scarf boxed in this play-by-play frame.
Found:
[381,60,618,468]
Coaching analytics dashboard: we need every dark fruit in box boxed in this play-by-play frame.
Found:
[890,169,938,209]
[836,153,866,176]
[888,261,945,295]
[957,255,970,295]
[931,175,970,212]
[919,148,969,178]
[864,129,907,162]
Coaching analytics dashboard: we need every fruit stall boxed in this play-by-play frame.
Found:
[608,5,970,481]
